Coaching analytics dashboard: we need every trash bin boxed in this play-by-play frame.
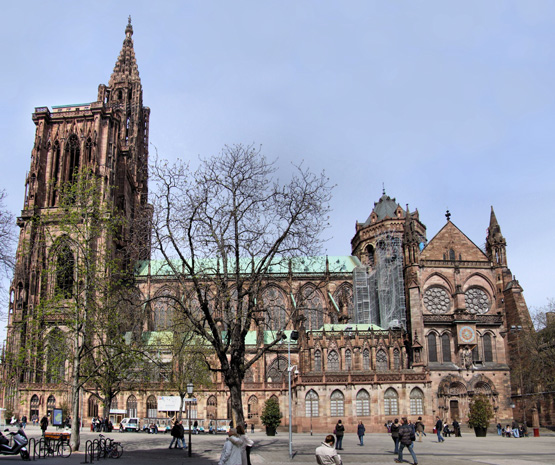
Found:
[533,428,540,437]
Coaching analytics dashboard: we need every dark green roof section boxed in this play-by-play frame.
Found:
[135,256,361,277]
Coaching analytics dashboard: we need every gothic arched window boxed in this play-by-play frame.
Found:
[356,389,370,416]
[65,134,80,184]
[428,333,438,363]
[333,284,354,322]
[345,349,352,370]
[146,395,157,417]
[50,141,61,206]
[46,328,67,383]
[300,286,324,331]
[330,390,344,417]
[267,357,288,383]
[327,350,340,371]
[393,348,400,370]
[126,395,137,418]
[363,348,370,370]
[55,241,74,298]
[442,334,452,362]
[247,396,259,420]
[88,396,99,417]
[207,395,217,420]
[314,350,322,372]
[483,333,493,362]
[152,293,174,331]
[305,390,319,417]
[384,388,399,415]
[410,388,424,415]
[376,349,388,371]
[47,395,56,412]
[262,286,287,331]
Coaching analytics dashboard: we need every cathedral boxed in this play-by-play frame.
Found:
[2,20,533,433]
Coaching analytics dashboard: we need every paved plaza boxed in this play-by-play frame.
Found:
[4,425,554,465]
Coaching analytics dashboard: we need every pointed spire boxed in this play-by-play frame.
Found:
[487,206,505,244]
[486,206,507,266]
[109,17,140,87]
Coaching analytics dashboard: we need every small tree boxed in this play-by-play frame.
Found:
[468,395,494,430]
[260,397,282,435]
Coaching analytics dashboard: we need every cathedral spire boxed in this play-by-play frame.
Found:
[486,206,507,266]
[109,17,140,87]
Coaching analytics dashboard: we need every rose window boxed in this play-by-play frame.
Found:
[464,288,490,314]
[423,287,450,314]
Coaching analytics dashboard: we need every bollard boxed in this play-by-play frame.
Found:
[533,428,540,437]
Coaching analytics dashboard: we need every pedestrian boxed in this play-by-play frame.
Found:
[250,424,254,434]
[315,434,342,465]
[217,428,244,465]
[395,417,418,465]
[415,417,424,442]
[511,420,520,438]
[453,419,461,437]
[169,420,180,449]
[21,415,27,429]
[357,421,365,446]
[435,416,445,442]
[237,424,254,465]
[497,423,503,436]
[334,420,345,450]
[391,418,400,453]
[40,415,48,436]
[177,420,186,449]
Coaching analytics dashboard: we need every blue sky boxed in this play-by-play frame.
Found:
[1,1,554,334]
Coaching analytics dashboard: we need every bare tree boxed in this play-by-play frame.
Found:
[0,189,16,310]
[150,144,333,425]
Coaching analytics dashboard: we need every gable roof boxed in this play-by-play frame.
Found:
[421,221,488,261]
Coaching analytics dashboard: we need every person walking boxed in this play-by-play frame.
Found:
[40,415,48,436]
[169,420,180,449]
[357,421,365,446]
[435,416,445,443]
[391,418,400,453]
[415,417,424,442]
[395,417,418,465]
[315,434,342,465]
[453,419,461,437]
[21,415,27,429]
[334,420,345,450]
[511,420,520,438]
[217,428,244,465]
[177,420,186,449]
[237,424,254,465]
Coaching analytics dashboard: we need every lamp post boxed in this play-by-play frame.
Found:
[187,382,194,457]
[287,330,299,459]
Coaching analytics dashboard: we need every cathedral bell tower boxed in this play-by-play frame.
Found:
[5,19,150,386]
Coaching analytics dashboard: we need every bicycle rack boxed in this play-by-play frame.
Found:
[83,440,94,464]
[27,437,36,461]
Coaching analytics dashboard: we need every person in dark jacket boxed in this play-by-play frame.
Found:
[40,416,48,436]
[435,416,445,442]
[391,418,400,453]
[395,417,417,465]
[357,421,365,446]
[334,420,345,450]
[169,421,180,449]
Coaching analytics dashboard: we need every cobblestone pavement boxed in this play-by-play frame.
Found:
[5,425,554,465]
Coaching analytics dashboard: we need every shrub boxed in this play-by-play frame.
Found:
[468,395,494,429]
[260,397,282,431]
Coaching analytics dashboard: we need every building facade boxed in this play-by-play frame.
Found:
[2,21,535,432]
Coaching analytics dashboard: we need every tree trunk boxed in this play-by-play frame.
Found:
[228,380,245,428]
[70,356,81,451]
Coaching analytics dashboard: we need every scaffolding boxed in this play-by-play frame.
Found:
[353,232,406,329]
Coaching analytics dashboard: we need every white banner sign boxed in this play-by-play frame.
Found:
[157,396,197,411]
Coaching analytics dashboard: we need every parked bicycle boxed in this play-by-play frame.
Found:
[98,434,123,459]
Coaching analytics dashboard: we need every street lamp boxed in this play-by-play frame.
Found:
[287,330,299,459]
[187,382,194,457]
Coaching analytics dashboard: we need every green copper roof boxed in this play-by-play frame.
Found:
[135,256,361,277]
